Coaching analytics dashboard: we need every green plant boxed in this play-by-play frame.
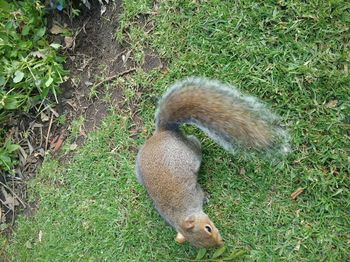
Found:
[0,0,67,121]
[0,138,20,172]
[0,0,68,173]
[70,115,85,138]
[55,113,67,125]
[194,246,247,261]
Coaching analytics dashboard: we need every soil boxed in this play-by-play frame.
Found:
[0,0,163,234]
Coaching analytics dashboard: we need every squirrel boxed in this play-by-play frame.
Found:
[136,77,289,248]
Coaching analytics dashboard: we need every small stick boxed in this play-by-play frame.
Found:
[45,112,54,151]
[291,188,304,200]
[11,179,15,225]
[93,67,137,89]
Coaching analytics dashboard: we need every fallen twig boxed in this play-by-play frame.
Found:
[45,112,54,151]
[52,133,65,153]
[11,179,15,225]
[291,188,304,200]
[93,67,137,89]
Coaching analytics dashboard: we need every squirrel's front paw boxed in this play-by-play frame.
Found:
[175,232,186,244]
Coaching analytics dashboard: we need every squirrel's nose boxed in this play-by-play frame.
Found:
[217,238,225,246]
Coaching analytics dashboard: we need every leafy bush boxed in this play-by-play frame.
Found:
[0,0,68,172]
[0,138,20,172]
[0,0,67,122]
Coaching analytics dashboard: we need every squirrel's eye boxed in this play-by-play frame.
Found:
[205,225,212,233]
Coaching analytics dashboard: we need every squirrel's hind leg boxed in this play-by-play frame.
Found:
[136,165,144,185]
[135,150,144,185]
[186,135,202,172]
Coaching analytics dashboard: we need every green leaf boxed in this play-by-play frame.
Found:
[13,71,25,83]
[25,240,33,249]
[6,144,20,153]
[22,25,30,36]
[212,246,227,259]
[36,27,46,38]
[195,248,207,260]
[0,223,8,230]
[224,249,248,260]
[50,43,61,49]
[0,154,11,168]
[0,76,5,85]
[0,0,10,10]
[3,96,21,110]
[45,77,53,87]
[5,21,15,31]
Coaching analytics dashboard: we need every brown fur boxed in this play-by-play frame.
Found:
[138,131,224,247]
[136,78,288,247]
[157,87,271,148]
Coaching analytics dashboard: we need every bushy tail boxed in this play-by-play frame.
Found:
[155,77,290,154]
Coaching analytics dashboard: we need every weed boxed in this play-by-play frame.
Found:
[70,115,85,139]
[55,113,67,126]
[0,0,68,172]
[0,138,20,173]
[0,1,67,118]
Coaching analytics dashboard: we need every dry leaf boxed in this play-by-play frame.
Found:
[19,146,28,165]
[79,127,87,137]
[239,167,246,175]
[0,208,5,223]
[32,123,43,128]
[84,81,93,87]
[30,51,46,59]
[64,36,74,49]
[50,135,59,147]
[52,134,65,152]
[38,230,43,242]
[325,100,337,108]
[129,128,138,134]
[122,50,132,64]
[50,24,65,35]
[69,143,78,151]
[11,11,22,16]
[291,188,304,200]
[101,4,106,15]
[40,112,50,122]
[34,148,45,157]
[27,139,34,155]
[161,66,169,74]
[1,187,19,210]
[49,107,59,117]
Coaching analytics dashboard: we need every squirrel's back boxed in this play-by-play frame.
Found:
[156,77,290,154]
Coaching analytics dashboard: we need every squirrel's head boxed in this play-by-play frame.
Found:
[179,214,224,248]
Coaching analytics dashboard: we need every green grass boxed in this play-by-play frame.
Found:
[2,0,350,260]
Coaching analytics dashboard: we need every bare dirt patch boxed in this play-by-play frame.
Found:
[1,1,163,232]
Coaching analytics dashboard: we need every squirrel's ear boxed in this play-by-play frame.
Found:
[183,216,195,230]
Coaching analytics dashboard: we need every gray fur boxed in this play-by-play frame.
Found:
[135,147,144,185]
[155,76,290,155]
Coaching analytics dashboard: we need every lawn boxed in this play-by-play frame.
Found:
[1,0,349,260]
